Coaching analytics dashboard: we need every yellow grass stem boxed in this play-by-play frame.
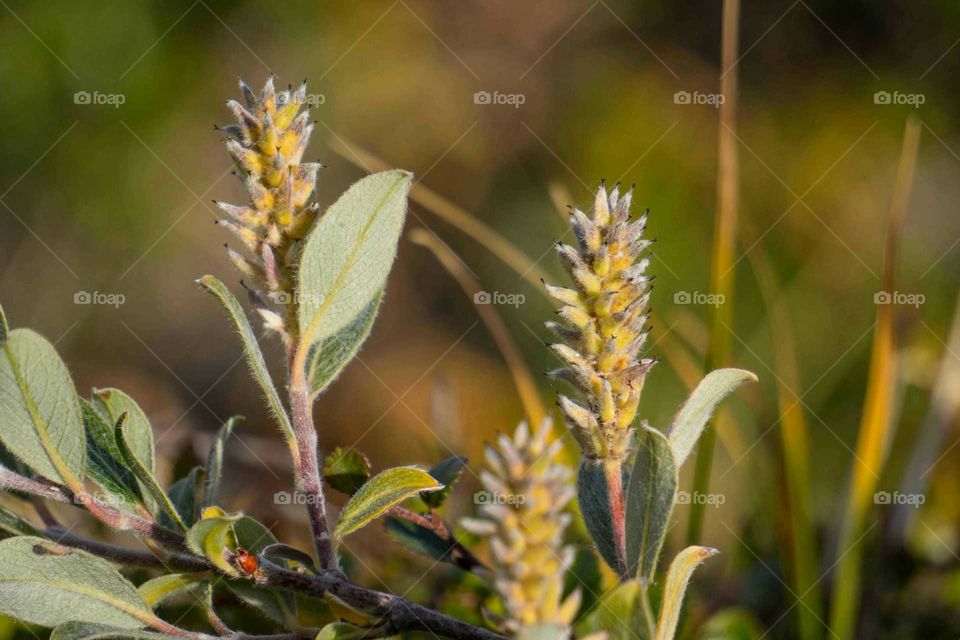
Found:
[409,228,546,426]
[829,116,920,640]
[688,0,741,545]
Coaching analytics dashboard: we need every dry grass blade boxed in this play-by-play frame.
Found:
[688,0,742,545]
[329,137,551,287]
[747,246,823,640]
[829,116,921,640]
[409,228,546,426]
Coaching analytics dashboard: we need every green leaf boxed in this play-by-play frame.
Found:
[334,466,442,542]
[316,622,366,640]
[576,460,624,573]
[260,543,318,574]
[0,536,153,629]
[114,415,186,531]
[655,546,718,640]
[185,513,241,575]
[226,518,296,625]
[0,303,8,344]
[308,290,382,394]
[81,399,142,509]
[0,329,86,484]
[323,447,371,495]
[297,170,412,370]
[667,368,757,467]
[575,580,645,640]
[203,416,240,507]
[52,623,179,640]
[385,517,454,563]
[91,389,155,476]
[137,573,208,608]
[625,426,678,582]
[161,466,204,530]
[422,456,467,508]
[700,608,764,640]
[0,506,41,539]
[197,275,296,444]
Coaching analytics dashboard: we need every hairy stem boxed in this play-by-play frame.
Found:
[289,381,338,571]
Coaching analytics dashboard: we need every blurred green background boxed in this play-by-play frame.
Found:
[1,1,959,637]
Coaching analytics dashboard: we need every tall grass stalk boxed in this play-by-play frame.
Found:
[748,247,822,640]
[688,0,741,545]
[829,116,920,640]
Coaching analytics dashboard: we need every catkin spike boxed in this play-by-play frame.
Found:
[545,184,654,461]
[216,78,323,338]
[461,420,579,635]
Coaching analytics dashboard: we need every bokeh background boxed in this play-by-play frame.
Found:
[1,1,959,638]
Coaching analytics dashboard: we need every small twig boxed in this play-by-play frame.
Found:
[45,526,213,573]
[388,506,485,572]
[257,558,506,640]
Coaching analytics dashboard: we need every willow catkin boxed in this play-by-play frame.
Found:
[546,183,656,462]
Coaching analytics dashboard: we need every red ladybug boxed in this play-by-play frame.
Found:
[235,548,259,575]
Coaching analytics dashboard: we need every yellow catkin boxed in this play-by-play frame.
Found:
[546,184,655,462]
[216,77,321,341]
[461,420,580,635]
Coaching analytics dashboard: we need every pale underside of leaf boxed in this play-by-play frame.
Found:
[334,466,441,541]
[656,546,718,640]
[667,368,757,467]
[308,289,382,395]
[0,329,86,484]
[625,426,678,582]
[52,623,180,640]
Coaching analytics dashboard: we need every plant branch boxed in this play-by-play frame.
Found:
[44,526,213,572]
[257,558,506,640]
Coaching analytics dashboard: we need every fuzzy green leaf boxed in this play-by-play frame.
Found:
[625,426,678,582]
[0,506,41,539]
[385,517,454,563]
[0,536,153,629]
[575,580,644,640]
[323,447,371,495]
[114,416,185,531]
[226,517,296,625]
[0,329,85,484]
[197,275,295,444]
[422,456,467,508]
[667,368,757,467]
[260,543,318,573]
[185,512,241,575]
[91,389,155,476]
[161,466,204,530]
[81,399,142,509]
[655,546,718,640]
[203,416,240,508]
[576,460,624,573]
[52,623,179,640]
[334,467,442,541]
[316,622,366,640]
[308,290,382,395]
[297,170,412,372]
[137,573,208,608]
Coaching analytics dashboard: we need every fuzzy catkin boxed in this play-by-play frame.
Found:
[546,184,656,462]
[216,77,320,341]
[461,420,579,635]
